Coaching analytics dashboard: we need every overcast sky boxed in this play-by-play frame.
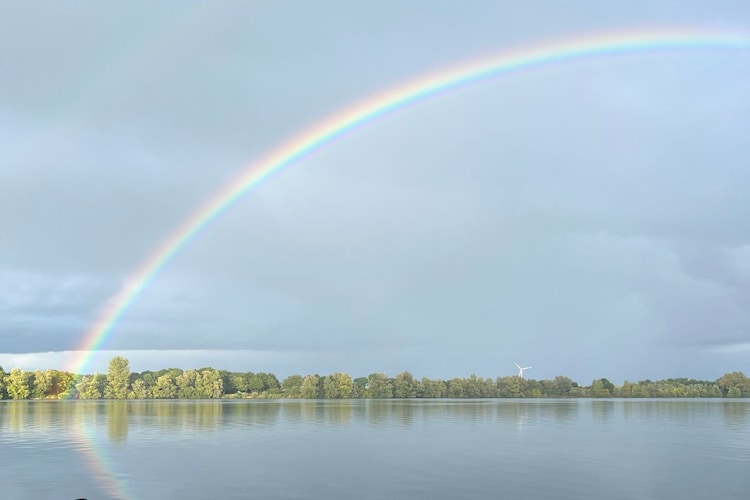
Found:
[1,1,749,383]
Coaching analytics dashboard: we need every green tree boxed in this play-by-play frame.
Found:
[591,379,612,398]
[393,372,418,398]
[32,369,53,399]
[6,368,31,399]
[496,376,521,398]
[447,378,466,398]
[281,375,303,397]
[300,375,320,399]
[367,373,393,398]
[421,377,447,398]
[552,376,574,397]
[49,370,74,398]
[77,375,102,399]
[176,370,200,399]
[332,372,353,399]
[631,383,649,398]
[232,374,250,393]
[140,371,157,388]
[717,372,750,397]
[620,380,634,398]
[248,373,266,393]
[153,374,177,399]
[353,377,369,398]
[322,376,339,399]
[106,356,131,399]
[130,379,151,399]
[197,369,224,399]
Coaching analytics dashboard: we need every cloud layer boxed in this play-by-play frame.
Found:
[2,1,749,382]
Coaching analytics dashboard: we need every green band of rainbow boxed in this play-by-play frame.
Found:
[69,27,749,375]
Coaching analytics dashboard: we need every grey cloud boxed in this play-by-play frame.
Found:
[2,1,750,381]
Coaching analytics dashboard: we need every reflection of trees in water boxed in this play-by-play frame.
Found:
[622,400,717,425]
[2,401,110,434]
[435,400,489,425]
[279,400,304,425]
[365,399,390,427]
[106,401,128,443]
[5,401,29,432]
[591,400,615,424]
[720,401,749,431]
[494,401,531,428]
[301,400,322,424]
[387,400,414,427]
[164,401,223,430]
[366,399,418,427]
[363,400,548,427]
[322,401,352,426]
[32,401,54,431]
[123,400,226,431]
[285,400,354,426]
[551,400,578,425]
[355,400,584,428]
[492,400,580,428]
[225,401,282,427]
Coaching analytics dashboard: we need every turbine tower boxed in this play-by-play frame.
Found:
[515,362,532,379]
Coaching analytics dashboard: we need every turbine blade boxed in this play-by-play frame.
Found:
[514,362,521,370]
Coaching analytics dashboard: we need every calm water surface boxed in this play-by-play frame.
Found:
[1,399,749,499]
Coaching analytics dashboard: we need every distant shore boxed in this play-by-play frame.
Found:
[1,356,748,400]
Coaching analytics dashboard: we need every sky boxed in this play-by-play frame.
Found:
[1,1,749,383]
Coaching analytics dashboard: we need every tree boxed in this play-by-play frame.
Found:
[717,372,750,397]
[600,378,615,392]
[130,379,151,399]
[281,375,303,398]
[176,370,200,399]
[421,377,447,398]
[32,370,53,399]
[6,368,31,399]
[631,383,649,398]
[77,375,102,399]
[333,372,353,399]
[300,375,320,399]
[106,356,131,399]
[137,371,157,392]
[231,374,250,393]
[620,380,634,398]
[49,370,74,398]
[447,378,466,398]
[353,377,369,398]
[552,376,574,397]
[322,376,339,399]
[248,373,266,393]
[197,369,224,399]
[367,373,393,399]
[591,379,612,398]
[393,372,418,398]
[153,374,177,399]
[497,376,521,398]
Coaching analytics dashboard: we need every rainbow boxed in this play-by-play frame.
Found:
[71,422,132,500]
[68,27,749,375]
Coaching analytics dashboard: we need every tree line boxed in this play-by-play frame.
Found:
[0,357,748,400]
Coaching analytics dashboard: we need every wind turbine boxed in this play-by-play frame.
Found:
[515,362,532,379]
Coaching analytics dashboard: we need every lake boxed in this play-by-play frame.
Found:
[1,399,748,499]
